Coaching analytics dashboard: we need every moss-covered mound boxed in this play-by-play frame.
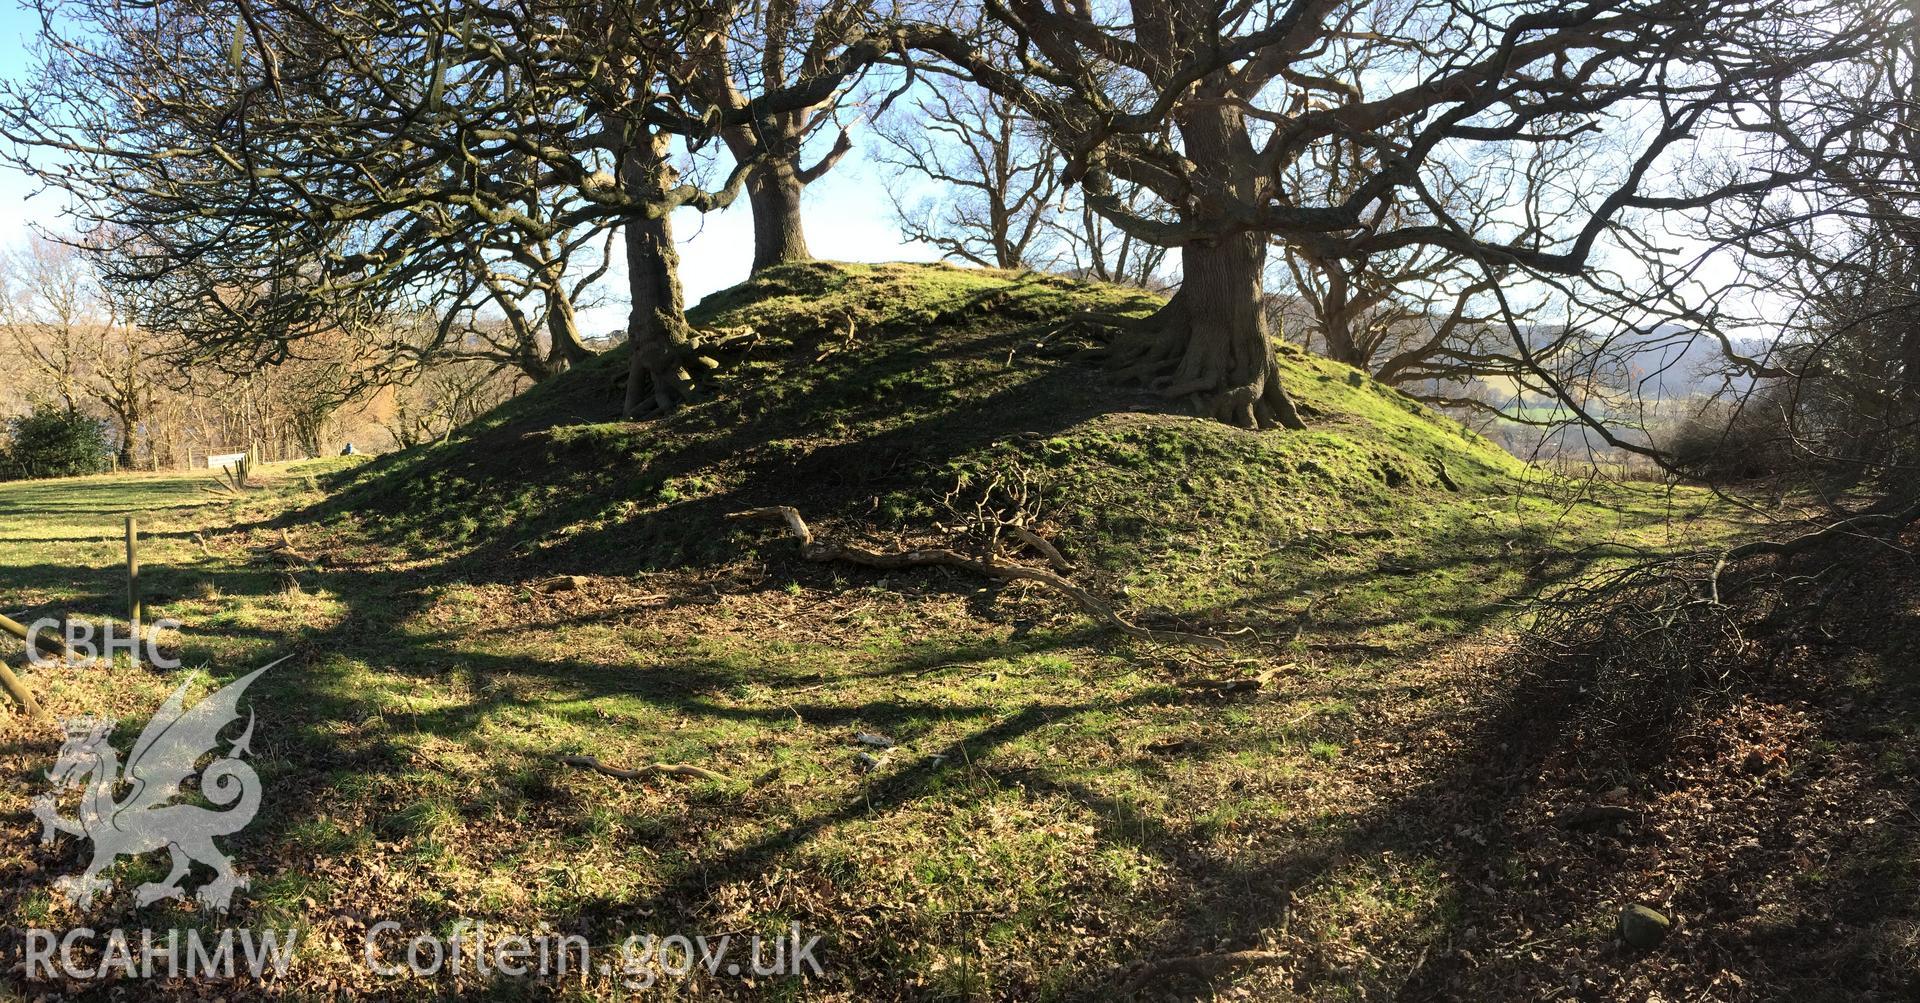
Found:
[0,265,1760,1002]
[328,260,1531,620]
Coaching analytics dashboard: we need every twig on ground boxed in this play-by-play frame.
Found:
[1183,665,1287,694]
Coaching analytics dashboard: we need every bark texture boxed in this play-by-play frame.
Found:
[1104,236,1306,430]
[543,292,594,374]
[741,155,811,272]
[621,135,709,418]
[1096,78,1306,430]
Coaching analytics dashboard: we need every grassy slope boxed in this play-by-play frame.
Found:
[0,264,1760,1000]
[329,260,1693,643]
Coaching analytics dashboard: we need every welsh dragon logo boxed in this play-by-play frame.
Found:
[32,660,281,912]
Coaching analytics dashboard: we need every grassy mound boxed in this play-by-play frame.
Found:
[0,265,1768,1000]
[329,260,1551,635]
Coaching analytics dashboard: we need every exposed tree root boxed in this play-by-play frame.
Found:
[559,754,733,784]
[621,326,763,419]
[729,506,1230,650]
[623,340,720,419]
[1115,949,1288,995]
[1084,298,1306,431]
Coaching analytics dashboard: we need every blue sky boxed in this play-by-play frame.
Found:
[0,4,40,251]
[0,5,942,332]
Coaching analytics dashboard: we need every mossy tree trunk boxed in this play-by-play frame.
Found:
[543,287,594,374]
[111,410,137,469]
[622,132,707,419]
[720,108,850,274]
[743,153,811,272]
[1310,266,1372,371]
[1102,96,1305,430]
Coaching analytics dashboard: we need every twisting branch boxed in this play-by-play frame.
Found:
[728,506,1230,650]
[1708,497,1920,602]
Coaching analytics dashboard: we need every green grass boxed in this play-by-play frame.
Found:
[0,263,1765,1000]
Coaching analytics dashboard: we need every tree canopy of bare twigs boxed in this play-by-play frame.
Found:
[899,0,1877,430]
[874,78,1061,270]
[0,0,919,421]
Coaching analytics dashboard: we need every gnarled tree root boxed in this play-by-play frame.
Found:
[560,754,732,784]
[1115,949,1287,995]
[1082,301,1307,431]
[729,506,1230,650]
[621,326,762,420]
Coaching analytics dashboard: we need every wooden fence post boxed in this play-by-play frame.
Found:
[0,613,54,720]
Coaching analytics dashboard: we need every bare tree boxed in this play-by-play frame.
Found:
[1,237,177,466]
[691,0,885,272]
[0,0,916,422]
[382,358,524,448]
[436,222,619,383]
[907,0,1866,429]
[874,79,1060,269]
[1267,138,1533,386]
[1047,180,1172,291]
[1676,0,1920,489]
[1,236,94,413]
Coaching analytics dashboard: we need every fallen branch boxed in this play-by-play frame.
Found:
[1008,525,1073,572]
[1709,497,1920,603]
[253,528,312,565]
[1117,949,1287,995]
[729,506,1228,650]
[0,612,68,658]
[560,754,732,784]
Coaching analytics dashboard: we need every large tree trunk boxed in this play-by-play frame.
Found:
[621,209,699,418]
[1099,98,1306,430]
[1313,267,1369,370]
[543,290,594,375]
[745,162,811,273]
[722,119,816,274]
[113,412,136,468]
[1143,236,1305,430]
[621,134,706,419]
